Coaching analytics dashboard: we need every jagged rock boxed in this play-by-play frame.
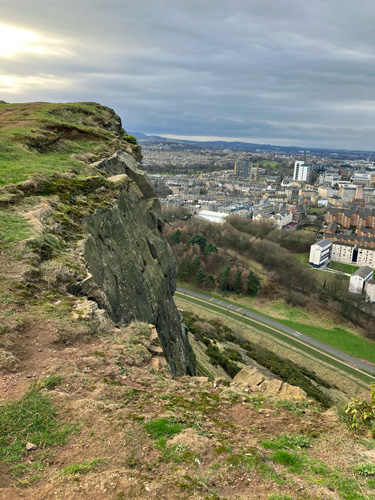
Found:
[147,345,164,354]
[74,151,196,376]
[278,382,307,401]
[72,298,112,331]
[231,365,307,401]
[231,366,265,389]
[149,357,167,371]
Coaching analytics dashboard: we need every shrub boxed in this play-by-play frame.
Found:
[345,384,375,436]
[123,133,137,144]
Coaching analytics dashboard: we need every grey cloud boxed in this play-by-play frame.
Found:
[0,0,374,149]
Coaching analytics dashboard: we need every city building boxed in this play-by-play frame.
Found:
[330,242,375,268]
[197,210,229,224]
[326,208,375,229]
[309,240,332,268]
[331,242,355,264]
[234,161,251,179]
[293,161,310,182]
[365,280,375,303]
[349,266,373,294]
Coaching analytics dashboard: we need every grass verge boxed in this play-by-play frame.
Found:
[176,292,374,386]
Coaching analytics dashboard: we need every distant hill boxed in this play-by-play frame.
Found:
[134,133,371,159]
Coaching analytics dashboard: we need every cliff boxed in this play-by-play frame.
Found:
[0,101,196,376]
[73,152,196,375]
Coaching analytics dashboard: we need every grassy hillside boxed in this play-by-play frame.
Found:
[0,101,138,186]
[1,102,375,499]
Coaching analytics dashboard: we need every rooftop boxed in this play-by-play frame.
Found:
[353,266,373,279]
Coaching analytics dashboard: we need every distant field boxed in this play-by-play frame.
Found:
[328,262,360,274]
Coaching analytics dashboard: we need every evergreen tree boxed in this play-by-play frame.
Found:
[203,243,218,256]
[205,274,216,289]
[170,229,182,244]
[247,271,260,296]
[188,234,207,251]
[192,256,201,274]
[178,258,190,281]
[234,269,242,294]
[220,265,231,291]
[195,268,206,286]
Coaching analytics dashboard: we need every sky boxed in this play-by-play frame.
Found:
[0,0,374,151]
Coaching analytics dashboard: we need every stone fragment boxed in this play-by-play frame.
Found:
[26,442,37,451]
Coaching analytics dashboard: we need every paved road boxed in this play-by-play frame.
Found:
[176,286,375,377]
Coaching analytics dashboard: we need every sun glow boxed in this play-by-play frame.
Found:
[0,25,42,57]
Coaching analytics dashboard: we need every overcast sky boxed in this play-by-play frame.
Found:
[1,0,374,150]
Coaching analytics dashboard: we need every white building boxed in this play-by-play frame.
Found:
[331,243,355,264]
[331,242,375,269]
[351,173,371,186]
[293,161,310,182]
[197,210,228,224]
[349,266,373,294]
[356,247,375,268]
[324,173,341,186]
[268,211,293,229]
[365,280,375,303]
[309,240,332,268]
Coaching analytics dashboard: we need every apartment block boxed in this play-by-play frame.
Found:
[349,266,373,294]
[309,240,332,268]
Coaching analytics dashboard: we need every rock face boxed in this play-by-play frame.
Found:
[78,151,196,376]
[231,365,307,401]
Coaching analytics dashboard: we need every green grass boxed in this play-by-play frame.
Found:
[353,463,375,477]
[262,433,310,450]
[271,450,304,473]
[61,458,105,475]
[143,417,186,440]
[282,320,375,364]
[293,253,310,265]
[307,207,327,215]
[0,212,32,248]
[41,375,63,390]
[0,389,79,472]
[0,101,135,186]
[328,261,360,274]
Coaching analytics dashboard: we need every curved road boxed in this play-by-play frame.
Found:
[176,286,375,378]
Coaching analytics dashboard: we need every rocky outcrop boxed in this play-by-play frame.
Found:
[74,151,196,376]
[231,365,307,401]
